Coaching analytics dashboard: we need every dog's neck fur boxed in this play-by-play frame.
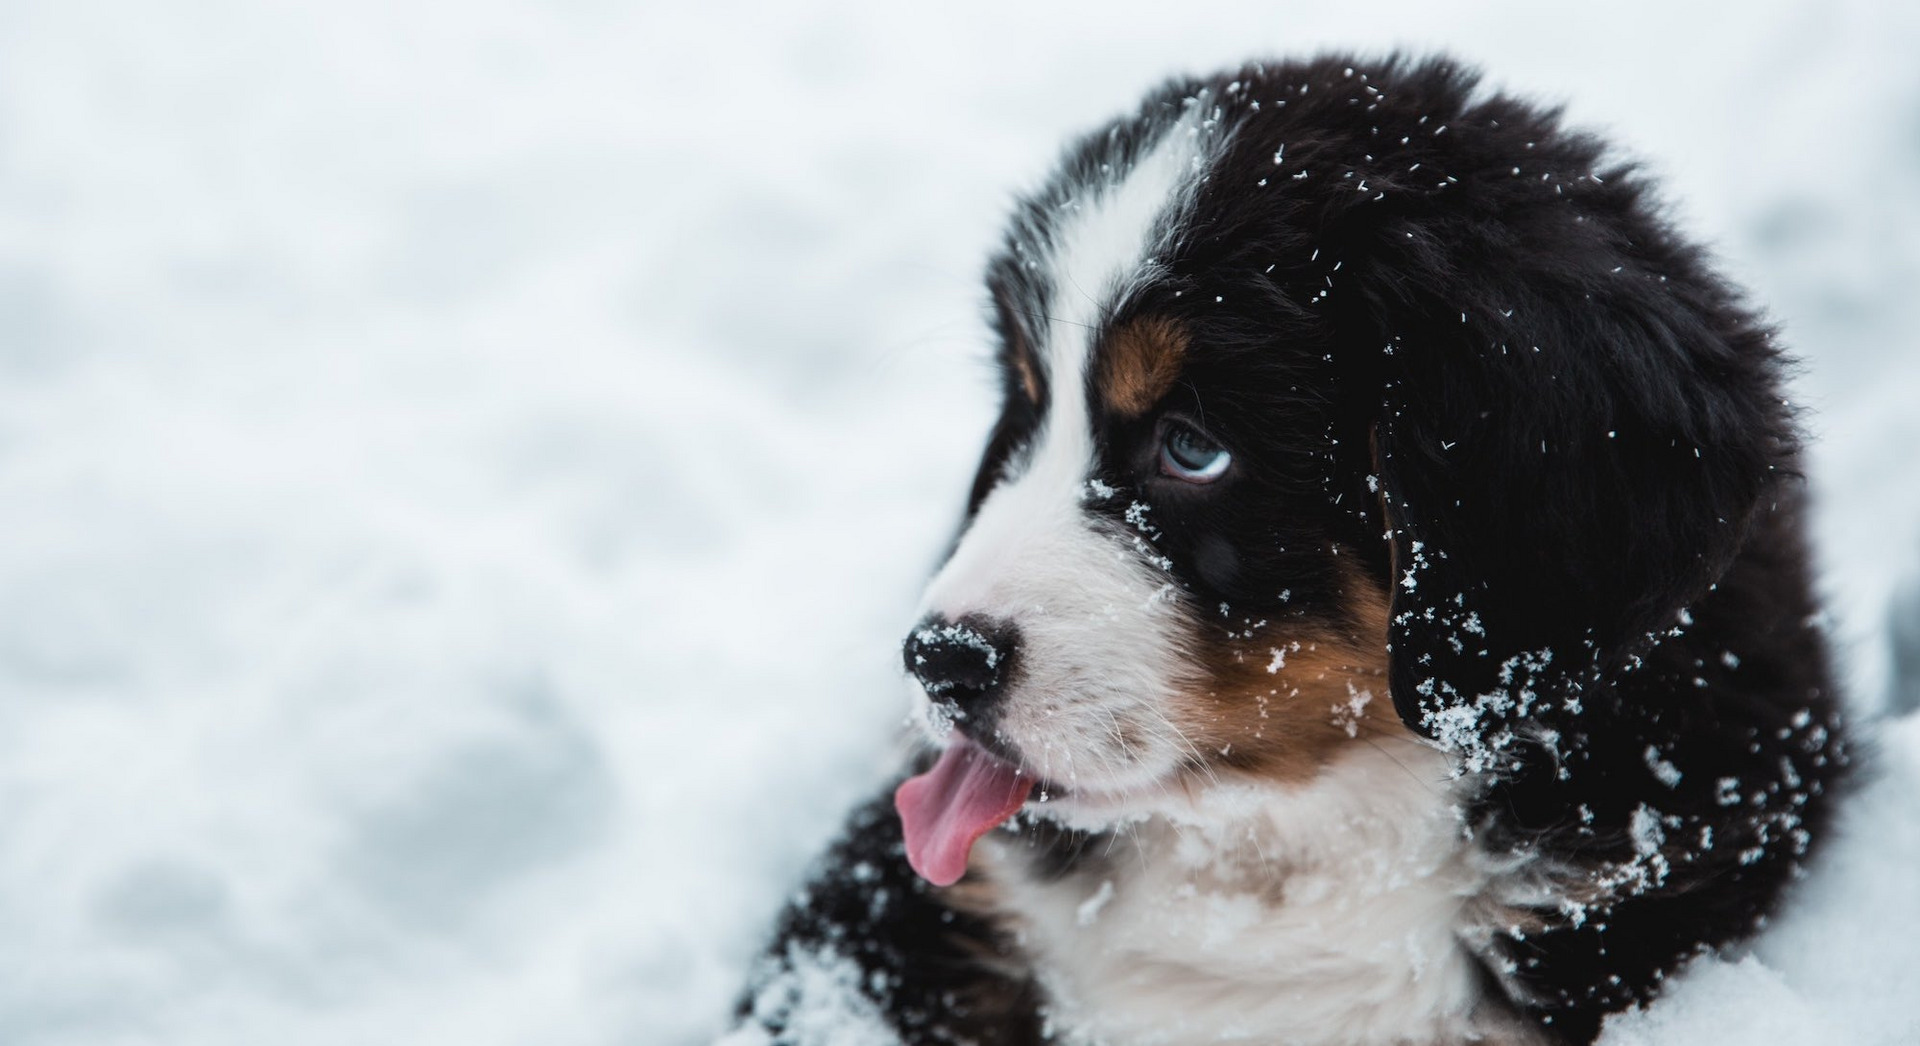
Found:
[974,737,1543,1046]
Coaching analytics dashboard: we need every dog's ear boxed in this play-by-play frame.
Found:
[1339,185,1795,748]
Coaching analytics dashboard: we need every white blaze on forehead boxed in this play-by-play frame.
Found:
[1039,99,1222,436]
[1046,117,1217,331]
[926,99,1221,618]
[915,99,1225,789]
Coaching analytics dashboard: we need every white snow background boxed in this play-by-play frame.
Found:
[1,2,1918,1044]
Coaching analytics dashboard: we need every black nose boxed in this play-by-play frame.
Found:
[903,615,1018,709]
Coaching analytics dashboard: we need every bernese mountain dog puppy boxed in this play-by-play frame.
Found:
[731,53,1850,1046]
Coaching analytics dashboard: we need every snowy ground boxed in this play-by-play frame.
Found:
[1,2,1918,1044]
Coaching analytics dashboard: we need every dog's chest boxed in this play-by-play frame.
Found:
[978,747,1531,1046]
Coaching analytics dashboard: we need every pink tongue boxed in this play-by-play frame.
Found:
[894,733,1036,887]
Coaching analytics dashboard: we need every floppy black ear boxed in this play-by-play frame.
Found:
[1342,181,1795,753]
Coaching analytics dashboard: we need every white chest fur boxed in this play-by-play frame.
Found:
[977,739,1537,1046]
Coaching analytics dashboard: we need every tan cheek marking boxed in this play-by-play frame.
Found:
[1098,316,1188,417]
[1172,567,1407,783]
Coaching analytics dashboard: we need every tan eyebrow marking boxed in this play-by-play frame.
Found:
[1012,339,1042,405]
[995,295,1044,406]
[1098,315,1188,417]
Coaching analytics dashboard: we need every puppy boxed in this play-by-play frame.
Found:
[731,53,1849,1046]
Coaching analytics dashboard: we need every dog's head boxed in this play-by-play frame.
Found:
[900,56,1792,846]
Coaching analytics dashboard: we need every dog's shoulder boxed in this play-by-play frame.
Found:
[731,788,1043,1045]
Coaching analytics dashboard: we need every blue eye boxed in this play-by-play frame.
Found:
[1160,424,1231,482]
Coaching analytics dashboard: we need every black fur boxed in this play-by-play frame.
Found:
[734,53,1848,1045]
[734,789,1044,1045]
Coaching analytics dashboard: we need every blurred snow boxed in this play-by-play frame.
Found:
[0,2,1916,1044]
